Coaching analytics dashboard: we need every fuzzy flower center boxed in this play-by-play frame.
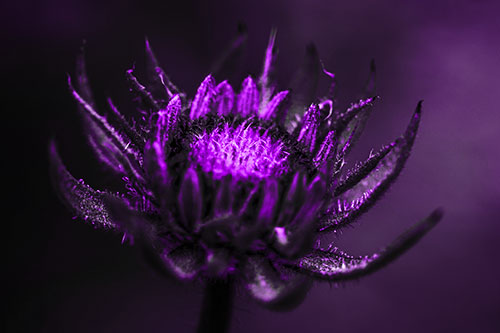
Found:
[190,122,289,180]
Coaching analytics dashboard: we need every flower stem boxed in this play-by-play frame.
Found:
[197,278,234,333]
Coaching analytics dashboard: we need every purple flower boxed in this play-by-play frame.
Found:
[50,32,442,310]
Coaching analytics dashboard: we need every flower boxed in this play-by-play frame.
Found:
[50,31,442,310]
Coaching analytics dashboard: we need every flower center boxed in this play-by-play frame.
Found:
[189,122,289,180]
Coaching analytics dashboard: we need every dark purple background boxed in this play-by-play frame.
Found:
[5,0,500,332]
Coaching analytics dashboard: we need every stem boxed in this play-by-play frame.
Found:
[196,279,234,333]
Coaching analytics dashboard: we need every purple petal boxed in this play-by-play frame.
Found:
[259,90,289,120]
[256,178,279,225]
[190,75,216,120]
[49,141,118,229]
[156,94,182,145]
[295,209,443,280]
[237,76,259,117]
[214,80,234,116]
[242,256,312,310]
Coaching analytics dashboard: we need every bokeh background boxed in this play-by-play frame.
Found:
[5,0,500,332]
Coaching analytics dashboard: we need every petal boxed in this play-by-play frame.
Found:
[214,80,235,116]
[313,130,336,171]
[259,90,289,120]
[276,172,307,226]
[274,175,326,258]
[237,76,259,117]
[319,102,423,232]
[294,209,443,280]
[155,94,182,145]
[177,167,204,230]
[49,141,118,229]
[190,75,216,120]
[242,256,312,311]
[297,103,320,152]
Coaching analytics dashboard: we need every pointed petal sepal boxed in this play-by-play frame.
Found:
[273,175,326,258]
[237,76,259,117]
[190,75,216,120]
[156,94,182,144]
[214,80,234,116]
[126,69,161,112]
[242,255,312,310]
[68,76,144,182]
[297,103,320,152]
[294,209,443,280]
[320,103,423,232]
[313,130,336,171]
[177,167,204,230]
[49,142,118,229]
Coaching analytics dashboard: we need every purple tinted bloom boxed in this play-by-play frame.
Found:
[50,32,442,311]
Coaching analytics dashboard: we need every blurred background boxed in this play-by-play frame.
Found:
[5,0,500,332]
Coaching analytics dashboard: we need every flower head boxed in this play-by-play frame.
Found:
[50,32,442,309]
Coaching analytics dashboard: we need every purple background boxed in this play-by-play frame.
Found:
[5,0,500,332]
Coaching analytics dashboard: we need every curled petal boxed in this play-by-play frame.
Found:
[237,76,259,117]
[49,142,117,229]
[320,102,423,232]
[295,209,443,280]
[190,75,216,120]
[242,256,312,310]
[214,80,234,116]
